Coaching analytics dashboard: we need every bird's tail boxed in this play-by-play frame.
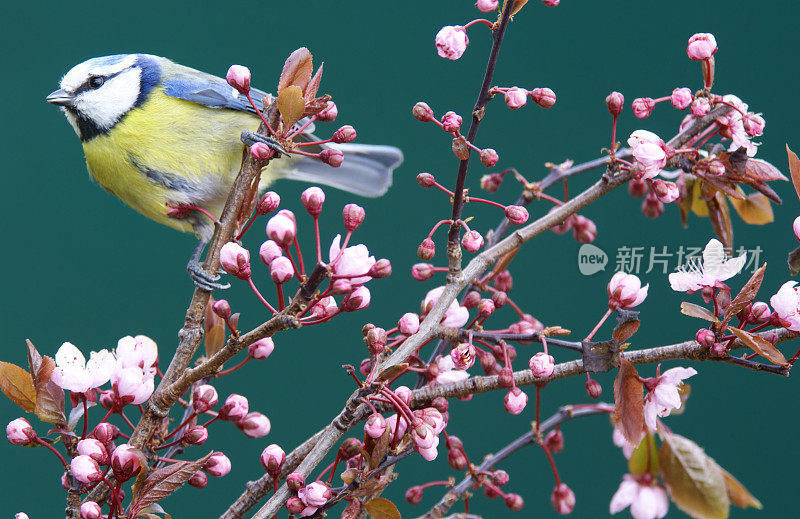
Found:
[273,143,403,197]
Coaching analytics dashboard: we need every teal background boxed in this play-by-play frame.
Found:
[1,1,798,517]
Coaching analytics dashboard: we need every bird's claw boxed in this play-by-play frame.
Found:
[241,130,287,156]
[187,260,230,291]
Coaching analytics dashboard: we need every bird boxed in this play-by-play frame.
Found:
[46,53,402,290]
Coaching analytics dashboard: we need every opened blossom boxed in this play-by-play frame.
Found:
[628,130,668,179]
[770,281,800,331]
[329,234,376,286]
[298,481,332,517]
[422,286,470,328]
[668,239,746,292]
[115,335,158,377]
[51,342,115,394]
[607,272,648,310]
[643,366,697,431]
[610,475,669,519]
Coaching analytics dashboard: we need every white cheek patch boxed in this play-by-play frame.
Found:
[61,108,80,136]
[74,67,142,130]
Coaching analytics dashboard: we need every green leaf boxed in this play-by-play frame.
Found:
[659,432,729,519]
[364,497,401,519]
[628,432,659,477]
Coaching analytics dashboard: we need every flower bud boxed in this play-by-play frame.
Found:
[226,65,251,94]
[435,25,469,60]
[204,452,231,477]
[394,386,413,406]
[494,270,513,292]
[212,299,232,320]
[71,455,102,484]
[572,215,597,243]
[417,238,436,260]
[111,444,143,482]
[260,444,285,476]
[695,328,716,348]
[286,497,305,515]
[687,32,717,61]
[627,177,649,198]
[480,350,498,375]
[79,501,101,519]
[671,87,693,110]
[248,337,275,359]
[238,412,271,438]
[189,470,207,488]
[183,425,208,446]
[529,352,555,378]
[585,378,602,399]
[417,172,436,187]
[504,387,528,415]
[332,125,356,143]
[707,160,726,176]
[505,205,529,225]
[365,413,387,439]
[441,111,462,133]
[460,230,484,253]
[476,0,499,12]
[463,290,482,308]
[219,242,251,280]
[219,394,249,422]
[545,429,564,454]
[478,298,495,318]
[270,256,294,284]
[249,142,273,161]
[287,471,305,491]
[505,493,524,511]
[452,136,471,160]
[405,485,424,504]
[641,194,664,218]
[366,258,391,279]
[447,448,468,470]
[632,97,655,119]
[691,97,710,117]
[365,327,387,355]
[530,87,556,108]
[551,483,575,514]
[652,179,680,203]
[192,384,218,413]
[491,291,507,308]
[77,438,108,464]
[743,113,765,137]
[92,422,120,444]
[310,296,338,319]
[412,263,435,281]
[330,278,352,295]
[412,102,435,122]
[342,203,366,231]
[256,191,280,215]
[339,438,363,460]
[317,101,338,122]
[343,286,371,311]
[6,418,35,446]
[606,91,624,116]
[504,87,528,109]
[750,301,771,324]
[480,173,503,192]
[300,187,325,216]
[480,148,499,167]
[319,148,344,167]
[543,0,560,5]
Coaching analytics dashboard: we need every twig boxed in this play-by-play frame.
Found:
[435,328,583,353]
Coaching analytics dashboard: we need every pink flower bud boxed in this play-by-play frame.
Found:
[435,25,469,60]
[405,485,424,504]
[299,481,332,508]
[249,142,273,161]
[219,394,249,422]
[585,378,602,399]
[310,296,338,319]
[551,483,575,514]
[77,438,108,464]
[504,87,528,109]
[220,242,251,280]
[687,32,718,61]
[463,290,482,308]
[572,215,597,243]
[270,256,294,284]
[320,148,344,167]
[691,97,711,117]
[260,444,285,476]
[258,241,282,267]
[226,65,251,94]
[286,497,306,515]
[505,205,529,225]
[212,299,232,320]
[441,111,463,133]
[317,101,338,122]
[331,278,352,294]
[448,448,468,470]
[189,470,207,488]
[181,425,208,446]
[343,286,371,311]
[480,148,499,167]
[398,313,420,336]
[204,452,231,477]
[6,418,35,446]
[542,0,560,5]
[498,366,514,388]
[494,270,513,292]
[412,263,435,281]
[366,327,387,355]
[111,444,142,482]
[417,172,436,187]
[450,342,476,370]
[342,203,366,231]
[743,113,765,137]
[412,423,438,450]
[530,87,556,108]
[71,455,102,484]
[652,179,680,203]
[492,291,507,308]
[545,429,564,454]
[287,471,305,492]
[365,413,387,439]
[632,97,655,119]
[192,384,218,413]
[478,298,495,318]
[266,210,296,248]
[695,328,716,348]
[480,173,503,192]
[451,135,471,160]
[256,191,280,215]
[332,125,356,143]
[641,194,664,218]
[79,501,101,519]
[628,177,649,198]
[750,302,771,324]
[529,352,555,378]
[369,259,392,279]
[394,386,413,406]
[412,102,435,122]
[504,387,528,415]
[417,238,436,260]
[248,337,274,359]
[92,423,120,444]
[671,87,693,110]
[608,272,649,310]
[300,187,325,216]
[606,91,624,116]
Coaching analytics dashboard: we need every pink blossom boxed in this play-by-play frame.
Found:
[475,0,498,12]
[266,210,297,248]
[110,444,143,482]
[226,65,251,94]
[115,335,158,377]
[412,423,440,453]
[631,97,655,119]
[204,452,231,477]
[298,481,332,514]
[543,0,560,5]
[301,187,325,216]
[219,394,249,422]
[398,313,420,335]
[718,95,758,157]
[504,387,528,415]
[461,230,484,252]
[529,352,555,378]
[794,216,800,242]
[417,407,446,434]
[690,97,710,117]
[394,386,413,405]
[6,418,35,445]
[652,179,680,203]
[270,256,294,284]
[260,444,285,475]
[51,343,115,394]
[79,501,101,519]
[504,87,528,109]
[220,242,251,280]
[342,286,371,311]
[317,101,338,122]
[422,286,470,328]
[668,239,746,292]
[686,33,717,61]
[607,272,649,310]
[248,337,275,359]
[71,455,102,484]
[643,367,697,431]
[238,412,271,438]
[77,439,108,464]
[435,25,469,60]
[435,355,470,385]
[612,427,636,459]
[365,413,387,439]
[610,475,669,519]
[551,483,576,514]
[111,367,154,405]
[770,281,800,331]
[441,111,462,133]
[256,191,280,215]
[450,342,476,370]
[310,296,338,319]
[670,87,693,110]
[329,235,376,286]
[743,113,765,137]
[628,130,667,179]
[386,414,408,440]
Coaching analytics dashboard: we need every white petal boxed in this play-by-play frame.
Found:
[643,399,659,432]
[659,367,697,386]
[55,342,86,369]
[609,477,638,514]
[328,234,342,263]
[441,303,469,328]
[701,239,725,273]
[668,271,702,292]
[715,254,747,282]
[631,485,661,519]
[86,350,116,388]
[652,384,681,411]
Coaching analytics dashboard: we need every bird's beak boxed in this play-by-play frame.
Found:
[46,88,74,107]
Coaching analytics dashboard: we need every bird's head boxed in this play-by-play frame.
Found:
[46,54,161,141]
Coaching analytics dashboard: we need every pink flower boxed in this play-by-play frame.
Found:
[504,387,528,415]
[111,367,154,405]
[342,286,371,311]
[204,452,231,477]
[270,256,294,284]
[301,187,325,216]
[435,355,470,385]
[317,101,338,122]
[794,216,800,242]
[505,205,529,225]
[435,25,469,60]
[393,386,413,406]
[238,412,271,438]
[543,0,560,5]
[71,455,102,484]
[329,235,376,286]
[219,394,249,422]
[266,210,297,248]
[260,444,285,475]
[79,501,101,519]
[607,272,649,310]
[398,313,420,335]
[551,483,576,514]
[643,367,697,431]
[668,239,746,292]
[476,0,498,12]
[743,113,765,137]
[631,97,655,119]
[610,475,669,519]
[691,97,710,117]
[461,230,484,252]
[248,337,275,359]
[628,130,667,179]
[422,286,470,328]
[310,296,338,319]
[670,87,693,110]
[417,407,446,434]
[298,481,332,515]
[115,335,158,377]
[441,111,462,133]
[450,342,476,370]
[6,418,35,445]
[529,352,555,378]
[77,439,108,464]
[51,343,115,394]
[111,444,143,482]
[220,242,251,280]
[365,413,387,439]
[717,95,758,157]
[256,191,280,215]
[504,87,528,109]
[686,33,717,61]
[652,179,680,203]
[226,65,251,94]
[770,281,800,331]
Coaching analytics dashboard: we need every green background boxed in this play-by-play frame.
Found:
[1,1,798,517]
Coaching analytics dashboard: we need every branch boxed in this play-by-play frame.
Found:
[419,404,613,518]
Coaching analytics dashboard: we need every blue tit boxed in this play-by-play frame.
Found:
[46,54,403,289]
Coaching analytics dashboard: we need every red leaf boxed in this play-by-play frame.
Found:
[722,264,765,326]
[727,327,788,366]
[304,63,324,102]
[744,158,788,183]
[0,360,36,412]
[278,47,313,95]
[613,359,645,447]
[27,340,66,426]
[129,453,212,515]
[787,144,800,203]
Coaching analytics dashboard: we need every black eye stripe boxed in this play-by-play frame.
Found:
[74,69,127,95]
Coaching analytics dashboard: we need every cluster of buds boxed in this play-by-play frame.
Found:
[489,86,557,110]
[412,103,499,166]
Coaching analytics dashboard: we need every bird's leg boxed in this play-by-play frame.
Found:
[187,238,230,291]
[240,130,287,156]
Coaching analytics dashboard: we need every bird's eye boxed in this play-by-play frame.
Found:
[88,76,105,89]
